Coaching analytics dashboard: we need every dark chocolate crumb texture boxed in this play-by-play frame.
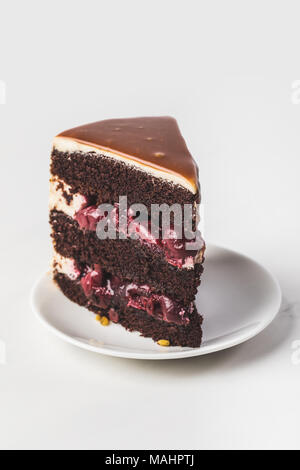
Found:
[50,117,205,348]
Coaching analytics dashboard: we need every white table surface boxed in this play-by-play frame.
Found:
[0,0,300,450]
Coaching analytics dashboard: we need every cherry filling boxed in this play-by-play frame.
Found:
[75,204,204,267]
[75,206,104,231]
[79,264,190,325]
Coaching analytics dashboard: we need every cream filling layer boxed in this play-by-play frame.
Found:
[49,175,87,217]
[53,136,196,194]
[53,250,80,280]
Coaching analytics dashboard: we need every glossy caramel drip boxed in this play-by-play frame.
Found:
[58,116,199,193]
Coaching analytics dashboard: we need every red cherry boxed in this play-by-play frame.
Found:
[80,267,103,296]
[75,206,102,231]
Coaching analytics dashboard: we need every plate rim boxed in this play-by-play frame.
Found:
[30,244,282,360]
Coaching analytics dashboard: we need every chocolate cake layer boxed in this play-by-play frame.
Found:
[54,272,203,348]
[51,149,200,210]
[50,210,204,305]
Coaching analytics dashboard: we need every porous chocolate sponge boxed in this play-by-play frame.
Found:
[50,210,203,306]
[51,149,200,209]
[54,272,203,348]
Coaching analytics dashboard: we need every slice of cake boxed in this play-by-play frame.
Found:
[50,116,205,347]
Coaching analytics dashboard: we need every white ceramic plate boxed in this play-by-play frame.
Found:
[31,244,281,360]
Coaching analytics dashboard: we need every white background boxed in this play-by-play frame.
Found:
[0,0,300,450]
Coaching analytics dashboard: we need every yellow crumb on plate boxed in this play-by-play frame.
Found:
[100,316,110,326]
[157,339,170,347]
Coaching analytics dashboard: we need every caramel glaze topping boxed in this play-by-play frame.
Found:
[58,116,199,193]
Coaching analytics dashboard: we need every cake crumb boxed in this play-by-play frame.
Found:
[157,339,170,347]
[100,316,110,326]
